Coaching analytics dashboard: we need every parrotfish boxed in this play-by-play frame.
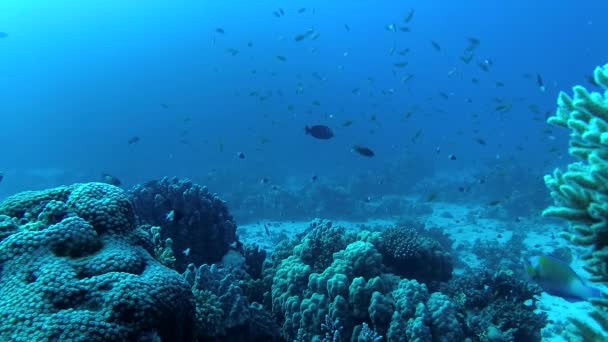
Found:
[525,255,602,302]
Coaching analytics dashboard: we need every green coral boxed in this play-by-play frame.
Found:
[543,64,608,281]
[543,64,608,338]
[144,225,176,268]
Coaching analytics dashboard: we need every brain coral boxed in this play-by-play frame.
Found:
[0,183,195,341]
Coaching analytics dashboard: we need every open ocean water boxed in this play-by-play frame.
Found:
[0,1,607,341]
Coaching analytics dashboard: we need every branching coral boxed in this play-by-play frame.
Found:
[129,176,237,272]
[543,64,608,281]
[542,63,608,339]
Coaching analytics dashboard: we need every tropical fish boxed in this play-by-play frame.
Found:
[385,24,396,32]
[404,8,415,23]
[128,136,140,144]
[537,74,545,92]
[101,173,121,186]
[352,145,375,157]
[305,125,334,140]
[525,255,602,302]
[294,29,315,42]
[165,209,178,222]
[431,40,441,51]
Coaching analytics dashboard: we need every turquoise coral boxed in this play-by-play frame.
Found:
[543,63,608,339]
[0,183,195,341]
[543,64,608,282]
[270,220,463,341]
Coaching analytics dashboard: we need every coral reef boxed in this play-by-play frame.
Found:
[183,263,279,341]
[129,176,237,272]
[543,64,608,282]
[542,64,608,338]
[441,269,547,341]
[379,226,453,284]
[0,183,195,341]
[0,179,553,341]
[270,220,463,341]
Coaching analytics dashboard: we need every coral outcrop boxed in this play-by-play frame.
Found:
[0,183,195,341]
[129,176,237,271]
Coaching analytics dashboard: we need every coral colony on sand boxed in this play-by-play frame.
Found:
[0,180,549,341]
[4,65,608,341]
[543,63,608,339]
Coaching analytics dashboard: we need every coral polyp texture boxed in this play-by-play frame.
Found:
[0,183,195,341]
[129,176,237,272]
[543,64,608,282]
[266,219,544,341]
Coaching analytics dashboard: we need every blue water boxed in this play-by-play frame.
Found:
[0,0,606,208]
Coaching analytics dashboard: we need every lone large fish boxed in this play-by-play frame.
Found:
[525,255,602,302]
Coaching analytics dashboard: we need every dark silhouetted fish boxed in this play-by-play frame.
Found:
[431,40,441,51]
[352,145,375,157]
[305,125,334,140]
[404,8,415,23]
[537,74,545,92]
[101,173,121,186]
[263,223,270,236]
[128,136,140,145]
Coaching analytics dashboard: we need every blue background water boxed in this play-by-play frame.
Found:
[0,0,606,205]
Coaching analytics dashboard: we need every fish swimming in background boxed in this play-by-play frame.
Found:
[431,40,441,51]
[0,32,8,38]
[101,173,121,186]
[352,145,375,157]
[404,8,415,23]
[128,136,140,144]
[525,255,602,302]
[0,171,3,183]
[537,74,546,92]
[305,125,334,140]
